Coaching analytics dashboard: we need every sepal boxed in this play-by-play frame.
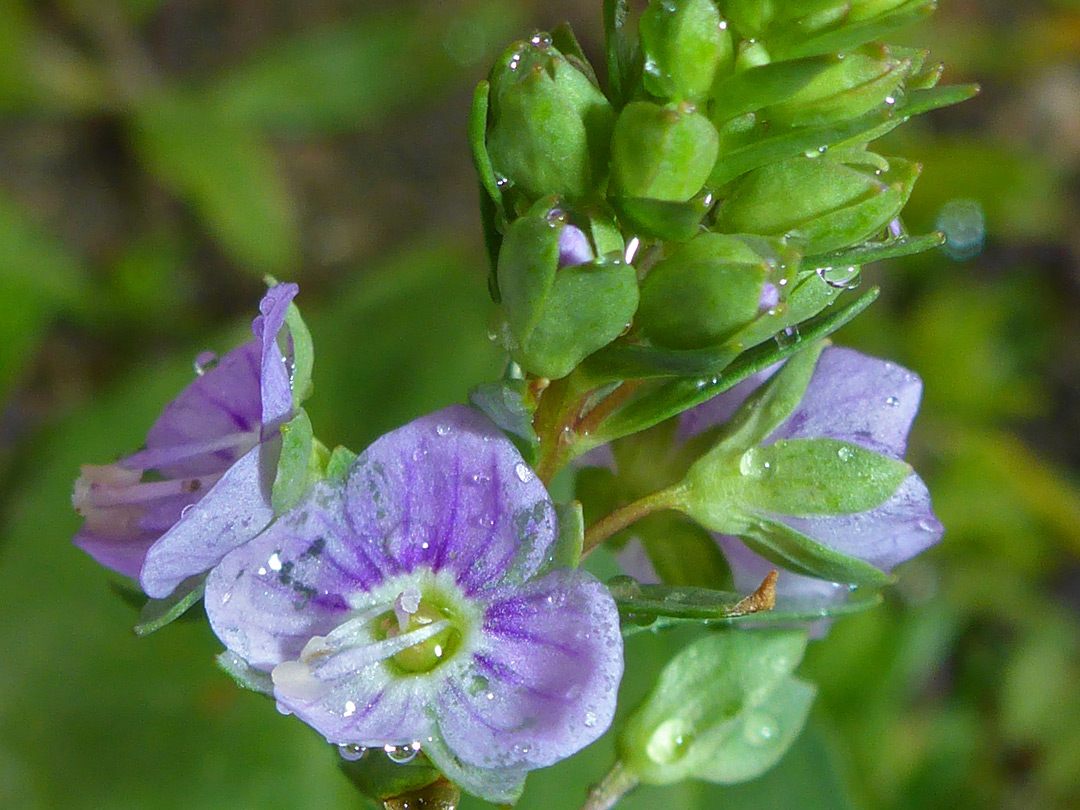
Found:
[639,0,729,102]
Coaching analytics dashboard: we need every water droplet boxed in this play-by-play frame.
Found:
[511,743,532,755]
[837,446,854,462]
[268,552,282,571]
[495,174,510,188]
[816,265,861,290]
[646,719,693,764]
[739,448,772,479]
[584,711,598,728]
[743,713,778,747]
[180,504,194,518]
[344,700,357,717]
[624,236,641,264]
[514,463,534,483]
[817,144,828,154]
[275,701,292,716]
[718,19,729,30]
[385,743,421,764]
[886,396,900,407]
[529,31,552,48]
[436,423,451,436]
[917,518,938,533]
[193,351,218,376]
[338,743,367,762]
[774,325,800,348]
[885,95,896,106]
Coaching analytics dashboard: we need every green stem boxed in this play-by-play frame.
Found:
[582,487,683,557]
[581,761,639,810]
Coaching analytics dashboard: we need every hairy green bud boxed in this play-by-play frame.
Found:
[485,34,614,201]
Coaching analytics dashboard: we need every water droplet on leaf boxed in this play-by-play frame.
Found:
[193,351,218,376]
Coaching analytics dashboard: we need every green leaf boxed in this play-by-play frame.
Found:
[609,576,883,635]
[732,438,912,516]
[130,92,298,274]
[611,193,712,243]
[215,650,274,697]
[713,340,827,453]
[133,576,205,637]
[468,380,540,465]
[207,2,521,133]
[769,0,936,60]
[709,56,834,123]
[740,513,893,586]
[620,630,813,785]
[271,409,316,513]
[586,287,879,447]
[802,231,945,268]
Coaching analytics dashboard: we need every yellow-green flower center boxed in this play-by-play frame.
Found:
[376,601,463,674]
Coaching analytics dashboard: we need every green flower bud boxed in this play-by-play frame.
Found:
[714,151,920,253]
[762,47,912,127]
[637,233,798,349]
[611,101,720,202]
[486,34,614,201]
[496,199,639,379]
[640,0,731,102]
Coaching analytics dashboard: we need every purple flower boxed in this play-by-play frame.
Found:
[682,346,943,603]
[72,283,299,598]
[557,223,594,268]
[204,406,622,802]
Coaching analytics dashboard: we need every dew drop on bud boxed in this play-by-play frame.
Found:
[774,326,800,348]
[742,712,778,747]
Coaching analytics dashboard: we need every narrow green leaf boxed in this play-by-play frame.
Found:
[133,576,205,637]
[589,287,880,447]
[769,0,936,60]
[711,340,827,453]
[740,513,893,587]
[207,2,522,132]
[215,650,274,697]
[130,92,298,273]
[610,576,883,636]
[803,231,945,268]
[710,56,834,123]
[271,409,316,513]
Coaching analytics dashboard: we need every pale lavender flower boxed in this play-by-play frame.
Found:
[204,406,622,802]
[72,283,299,598]
[682,346,944,603]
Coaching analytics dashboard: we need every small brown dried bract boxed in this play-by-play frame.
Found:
[728,570,778,617]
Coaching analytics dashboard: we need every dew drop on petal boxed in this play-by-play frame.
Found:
[338,743,367,762]
[193,351,218,376]
[886,396,900,407]
[514,462,534,483]
[385,743,420,764]
[436,423,452,437]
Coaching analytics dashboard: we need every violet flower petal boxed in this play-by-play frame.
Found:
[205,481,365,669]
[73,527,159,581]
[343,406,557,594]
[768,346,922,458]
[253,282,298,432]
[126,342,262,477]
[140,440,280,599]
[435,568,622,771]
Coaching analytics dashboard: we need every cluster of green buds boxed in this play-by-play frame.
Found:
[471,0,974,390]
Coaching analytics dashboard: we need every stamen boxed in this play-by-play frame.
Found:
[124,431,260,470]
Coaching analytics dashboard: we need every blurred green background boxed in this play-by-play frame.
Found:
[2,1,1079,808]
